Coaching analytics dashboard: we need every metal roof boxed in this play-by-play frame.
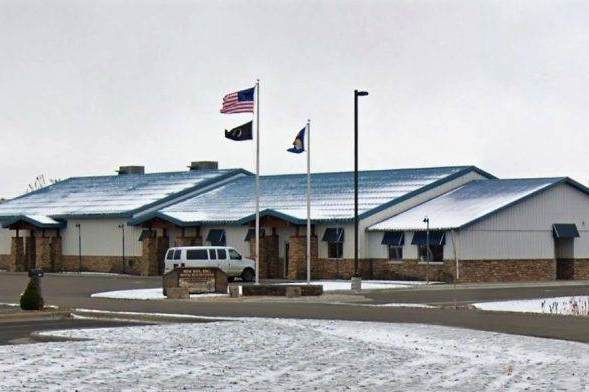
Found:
[0,169,248,219]
[368,178,573,231]
[132,166,491,226]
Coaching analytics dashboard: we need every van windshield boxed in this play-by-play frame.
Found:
[229,249,242,260]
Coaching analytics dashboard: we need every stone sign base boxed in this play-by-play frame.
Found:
[163,267,228,295]
[242,284,323,297]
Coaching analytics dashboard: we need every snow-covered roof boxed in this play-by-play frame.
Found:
[1,214,65,229]
[132,166,491,225]
[368,178,572,231]
[0,169,248,219]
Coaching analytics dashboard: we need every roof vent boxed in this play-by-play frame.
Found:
[189,161,218,171]
[117,166,145,175]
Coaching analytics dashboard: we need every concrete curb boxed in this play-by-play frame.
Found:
[0,310,71,323]
[71,309,223,324]
[29,331,90,343]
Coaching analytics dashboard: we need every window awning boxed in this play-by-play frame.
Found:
[244,228,266,241]
[553,224,580,239]
[322,228,344,243]
[411,231,446,246]
[138,229,156,241]
[206,229,226,245]
[381,232,404,246]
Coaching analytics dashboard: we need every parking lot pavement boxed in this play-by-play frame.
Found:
[3,272,589,342]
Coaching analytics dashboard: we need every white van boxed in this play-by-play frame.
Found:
[163,246,256,282]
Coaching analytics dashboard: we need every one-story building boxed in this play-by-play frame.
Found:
[0,162,586,283]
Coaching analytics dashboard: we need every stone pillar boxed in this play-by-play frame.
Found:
[34,236,62,272]
[249,235,280,279]
[140,236,169,276]
[287,235,318,280]
[25,235,36,271]
[174,236,203,247]
[9,237,25,272]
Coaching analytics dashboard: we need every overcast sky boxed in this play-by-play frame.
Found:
[0,0,588,197]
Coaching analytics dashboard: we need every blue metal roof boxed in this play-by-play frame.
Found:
[368,177,580,231]
[131,166,491,226]
[0,169,249,219]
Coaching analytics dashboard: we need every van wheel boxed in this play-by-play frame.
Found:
[242,268,255,283]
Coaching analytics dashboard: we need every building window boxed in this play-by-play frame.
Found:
[323,228,344,259]
[206,229,226,246]
[388,246,403,260]
[417,245,443,262]
[328,242,343,259]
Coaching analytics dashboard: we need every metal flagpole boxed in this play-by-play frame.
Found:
[306,119,311,284]
[255,79,260,285]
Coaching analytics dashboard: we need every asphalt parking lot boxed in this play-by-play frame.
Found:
[2,272,589,342]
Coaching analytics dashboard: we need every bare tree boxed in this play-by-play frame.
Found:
[26,174,61,193]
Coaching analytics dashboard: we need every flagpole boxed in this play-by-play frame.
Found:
[306,119,311,284]
[255,79,260,285]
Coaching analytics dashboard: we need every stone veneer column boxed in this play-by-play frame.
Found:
[287,235,318,280]
[174,236,203,247]
[34,236,61,272]
[24,235,36,271]
[249,235,279,279]
[140,236,170,276]
[9,237,25,272]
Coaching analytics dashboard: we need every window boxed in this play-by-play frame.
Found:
[323,228,344,259]
[417,245,443,262]
[217,249,227,259]
[209,249,217,260]
[206,229,226,246]
[173,250,182,260]
[229,249,242,260]
[388,246,403,260]
[166,250,174,260]
[328,242,343,259]
[186,249,208,260]
[244,228,265,241]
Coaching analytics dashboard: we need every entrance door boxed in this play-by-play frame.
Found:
[555,238,574,279]
[284,242,290,278]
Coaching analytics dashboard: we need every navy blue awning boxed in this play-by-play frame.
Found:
[411,231,446,246]
[381,232,404,246]
[553,224,580,239]
[206,229,226,245]
[244,228,266,241]
[322,228,344,243]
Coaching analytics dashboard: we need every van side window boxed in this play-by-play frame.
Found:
[173,250,182,260]
[186,249,208,260]
[217,249,227,259]
[209,249,217,260]
[166,250,174,260]
[229,249,242,260]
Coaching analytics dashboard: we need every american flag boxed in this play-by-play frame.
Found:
[220,86,255,114]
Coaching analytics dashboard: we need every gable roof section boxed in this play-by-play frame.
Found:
[130,166,494,226]
[368,177,588,231]
[0,169,250,219]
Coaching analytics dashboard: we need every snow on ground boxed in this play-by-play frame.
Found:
[1,318,588,391]
[474,296,589,316]
[91,288,227,300]
[284,280,438,291]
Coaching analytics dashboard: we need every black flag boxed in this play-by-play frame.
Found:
[225,121,253,141]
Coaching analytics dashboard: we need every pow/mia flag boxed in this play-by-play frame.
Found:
[287,128,305,153]
[225,121,253,141]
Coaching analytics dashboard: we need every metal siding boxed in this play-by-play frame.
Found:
[62,219,143,257]
[460,184,589,259]
[0,228,11,255]
[360,171,486,258]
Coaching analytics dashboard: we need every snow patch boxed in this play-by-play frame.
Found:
[2,318,589,390]
[474,296,589,316]
[91,288,227,300]
[283,280,437,291]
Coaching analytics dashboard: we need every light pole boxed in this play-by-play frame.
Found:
[353,89,368,292]
[423,216,430,284]
[75,223,81,273]
[118,224,125,274]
